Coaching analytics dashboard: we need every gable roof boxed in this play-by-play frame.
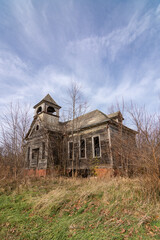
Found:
[33,94,61,109]
[66,109,110,131]
[65,109,137,134]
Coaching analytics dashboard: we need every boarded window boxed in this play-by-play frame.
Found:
[93,136,100,157]
[42,142,45,159]
[69,142,73,159]
[80,139,85,158]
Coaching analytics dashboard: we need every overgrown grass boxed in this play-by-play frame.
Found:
[0,177,160,239]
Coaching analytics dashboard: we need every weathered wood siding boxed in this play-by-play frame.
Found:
[25,134,48,169]
[47,131,62,169]
[109,124,136,170]
[65,124,111,170]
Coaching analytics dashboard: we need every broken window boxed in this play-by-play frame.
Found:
[93,136,101,157]
[80,139,86,158]
[37,106,42,114]
[47,106,55,114]
[42,142,45,159]
[69,142,73,159]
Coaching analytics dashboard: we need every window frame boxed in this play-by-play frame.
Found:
[92,135,101,158]
[79,138,86,159]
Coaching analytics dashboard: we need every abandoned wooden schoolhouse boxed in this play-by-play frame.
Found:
[25,94,137,177]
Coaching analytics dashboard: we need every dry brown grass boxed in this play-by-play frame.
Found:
[31,176,159,217]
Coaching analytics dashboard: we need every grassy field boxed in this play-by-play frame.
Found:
[0,177,160,240]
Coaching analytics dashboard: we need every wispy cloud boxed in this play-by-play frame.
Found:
[0,0,160,120]
[10,0,50,57]
[67,8,154,61]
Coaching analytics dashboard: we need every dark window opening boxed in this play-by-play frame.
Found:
[80,139,85,158]
[37,106,42,114]
[47,106,55,114]
[42,142,45,159]
[93,136,100,157]
[36,125,39,131]
[69,142,73,159]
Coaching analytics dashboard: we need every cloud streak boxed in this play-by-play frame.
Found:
[67,7,156,62]
[0,0,160,120]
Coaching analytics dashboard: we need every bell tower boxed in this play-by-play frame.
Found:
[33,94,61,127]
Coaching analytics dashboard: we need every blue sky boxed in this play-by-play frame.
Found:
[0,0,160,117]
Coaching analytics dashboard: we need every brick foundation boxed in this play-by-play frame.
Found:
[24,169,46,177]
[95,168,114,178]
[24,168,114,178]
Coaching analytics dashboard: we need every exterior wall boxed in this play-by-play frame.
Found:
[25,129,62,171]
[47,131,62,169]
[39,113,59,128]
[25,110,61,172]
[109,124,136,172]
[25,126,48,170]
[65,124,111,170]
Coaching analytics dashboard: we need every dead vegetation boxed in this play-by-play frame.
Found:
[0,177,160,239]
[0,102,31,187]
[108,101,160,200]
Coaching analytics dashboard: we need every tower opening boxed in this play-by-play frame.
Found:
[47,106,56,114]
[37,106,42,114]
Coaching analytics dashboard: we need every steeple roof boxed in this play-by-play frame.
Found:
[33,94,61,109]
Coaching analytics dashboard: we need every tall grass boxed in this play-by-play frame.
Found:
[0,177,160,239]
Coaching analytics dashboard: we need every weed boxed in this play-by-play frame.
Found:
[0,177,160,239]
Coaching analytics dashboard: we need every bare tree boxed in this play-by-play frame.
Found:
[123,101,160,199]
[0,102,31,179]
[127,103,159,172]
[64,81,88,177]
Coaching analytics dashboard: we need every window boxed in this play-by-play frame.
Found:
[93,136,101,157]
[69,142,73,159]
[80,139,86,158]
[42,142,45,159]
